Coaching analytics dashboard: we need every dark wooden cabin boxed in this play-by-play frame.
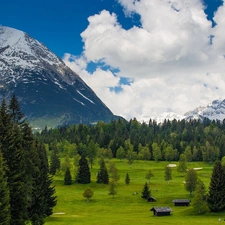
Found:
[147,196,156,202]
[172,199,190,206]
[150,207,172,216]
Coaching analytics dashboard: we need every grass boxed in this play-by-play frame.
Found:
[45,160,224,225]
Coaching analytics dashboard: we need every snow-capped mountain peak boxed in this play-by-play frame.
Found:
[0,26,116,129]
[184,99,225,122]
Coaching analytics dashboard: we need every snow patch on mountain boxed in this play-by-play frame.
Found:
[141,112,185,124]
[185,99,225,121]
[77,90,95,104]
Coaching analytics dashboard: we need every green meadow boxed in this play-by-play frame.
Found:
[45,160,224,225]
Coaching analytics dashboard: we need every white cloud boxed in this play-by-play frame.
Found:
[64,0,225,121]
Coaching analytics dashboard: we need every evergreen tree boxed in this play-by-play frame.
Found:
[8,94,24,124]
[141,182,151,200]
[192,179,208,214]
[0,150,10,225]
[185,169,198,196]
[64,168,72,185]
[96,158,109,184]
[77,155,91,184]
[125,173,130,185]
[2,116,28,224]
[207,161,225,212]
[49,147,60,175]
[28,142,57,224]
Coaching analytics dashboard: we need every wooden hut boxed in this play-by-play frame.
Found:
[147,196,156,202]
[172,199,190,206]
[150,207,172,216]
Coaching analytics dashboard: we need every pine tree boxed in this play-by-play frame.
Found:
[141,182,150,200]
[64,168,72,185]
[207,161,225,212]
[192,179,208,214]
[0,99,28,225]
[77,155,91,184]
[96,158,109,184]
[27,142,57,224]
[0,150,10,225]
[125,173,130,185]
[8,94,24,124]
[49,147,60,175]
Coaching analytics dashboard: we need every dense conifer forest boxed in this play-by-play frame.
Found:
[0,96,56,225]
[36,117,225,163]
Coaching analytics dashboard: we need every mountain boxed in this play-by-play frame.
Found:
[184,99,225,122]
[0,26,118,130]
[152,112,185,124]
[145,99,225,124]
[141,112,185,124]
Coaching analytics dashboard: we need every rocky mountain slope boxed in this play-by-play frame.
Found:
[0,26,118,130]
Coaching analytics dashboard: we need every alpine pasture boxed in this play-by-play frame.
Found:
[45,159,223,225]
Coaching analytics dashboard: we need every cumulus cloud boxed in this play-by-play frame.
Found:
[63,0,225,121]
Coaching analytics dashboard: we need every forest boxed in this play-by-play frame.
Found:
[36,117,225,164]
[0,96,56,225]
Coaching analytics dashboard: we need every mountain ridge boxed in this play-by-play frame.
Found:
[142,99,225,124]
[0,26,118,130]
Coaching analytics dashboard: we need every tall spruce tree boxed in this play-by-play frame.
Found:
[0,99,28,225]
[96,158,109,184]
[0,150,11,225]
[141,182,151,200]
[49,146,60,175]
[64,168,72,185]
[125,173,130,185]
[0,97,57,224]
[77,155,91,184]
[207,161,225,212]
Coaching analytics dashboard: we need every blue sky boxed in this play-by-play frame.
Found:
[1,0,225,120]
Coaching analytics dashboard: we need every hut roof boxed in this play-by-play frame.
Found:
[172,199,190,203]
[150,207,173,212]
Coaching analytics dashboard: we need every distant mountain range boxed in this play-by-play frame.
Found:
[0,26,119,130]
[144,99,225,124]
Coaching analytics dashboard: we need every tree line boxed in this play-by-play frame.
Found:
[0,95,56,225]
[36,117,225,163]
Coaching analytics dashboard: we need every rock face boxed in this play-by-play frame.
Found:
[0,26,117,129]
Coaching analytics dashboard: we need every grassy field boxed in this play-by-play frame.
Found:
[45,160,225,225]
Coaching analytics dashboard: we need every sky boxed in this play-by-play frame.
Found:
[1,0,225,121]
